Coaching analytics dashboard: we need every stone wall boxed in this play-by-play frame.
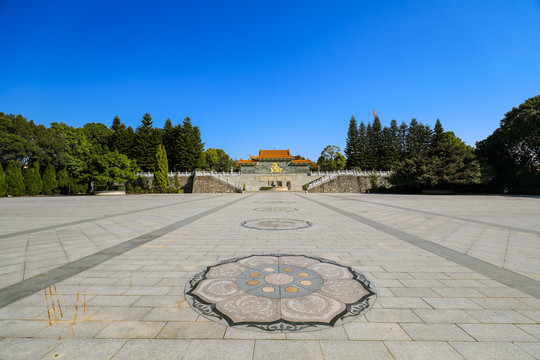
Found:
[192,176,241,193]
[308,175,390,193]
[143,175,193,193]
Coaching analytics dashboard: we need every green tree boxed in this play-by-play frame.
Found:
[317,145,346,171]
[24,162,42,196]
[154,144,169,192]
[345,115,361,169]
[109,115,133,155]
[0,163,7,196]
[42,163,58,195]
[390,141,481,190]
[476,95,540,192]
[57,166,70,194]
[202,148,235,172]
[431,118,444,147]
[133,113,160,171]
[162,118,176,170]
[6,162,24,196]
[177,117,204,171]
[357,121,368,169]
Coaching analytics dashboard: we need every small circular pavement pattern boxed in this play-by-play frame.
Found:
[185,254,376,332]
[240,218,312,230]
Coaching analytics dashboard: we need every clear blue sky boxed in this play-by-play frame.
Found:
[1,1,539,161]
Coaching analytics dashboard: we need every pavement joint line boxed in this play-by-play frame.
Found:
[299,194,540,299]
[0,195,215,240]
[326,194,540,236]
[0,194,253,309]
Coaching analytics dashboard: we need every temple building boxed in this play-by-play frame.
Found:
[237,149,314,174]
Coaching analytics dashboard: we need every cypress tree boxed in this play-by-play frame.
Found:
[0,163,7,197]
[6,162,24,196]
[345,115,360,169]
[154,144,169,192]
[57,166,70,194]
[25,162,42,196]
[42,163,58,195]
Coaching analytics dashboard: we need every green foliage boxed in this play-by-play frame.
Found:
[317,145,346,171]
[345,115,361,169]
[177,117,204,171]
[0,163,7,196]
[24,162,42,196]
[201,148,235,172]
[57,166,70,194]
[109,115,134,155]
[6,162,24,196]
[390,142,482,190]
[41,163,58,195]
[132,113,161,171]
[476,95,540,192]
[154,144,169,192]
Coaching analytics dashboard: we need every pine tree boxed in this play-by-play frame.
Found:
[162,118,176,170]
[345,115,360,169]
[177,117,204,171]
[432,118,444,147]
[42,163,57,195]
[358,121,367,169]
[371,116,383,169]
[0,163,7,197]
[398,120,408,160]
[364,122,375,169]
[6,162,24,196]
[24,162,42,196]
[153,144,169,192]
[132,113,160,171]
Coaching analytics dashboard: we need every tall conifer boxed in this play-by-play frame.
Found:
[133,113,160,171]
[345,115,360,169]
[0,164,7,196]
[24,162,42,196]
[154,144,168,192]
[6,162,24,196]
[42,163,58,195]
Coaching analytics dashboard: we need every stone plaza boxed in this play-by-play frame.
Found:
[0,193,539,359]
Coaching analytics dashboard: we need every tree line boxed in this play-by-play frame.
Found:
[0,112,235,196]
[318,95,540,193]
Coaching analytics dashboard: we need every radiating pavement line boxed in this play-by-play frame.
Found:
[299,194,540,299]
[0,195,215,240]
[0,194,253,308]
[325,194,540,236]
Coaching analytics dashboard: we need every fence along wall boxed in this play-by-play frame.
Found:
[137,170,391,193]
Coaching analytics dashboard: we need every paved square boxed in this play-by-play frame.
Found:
[0,193,539,359]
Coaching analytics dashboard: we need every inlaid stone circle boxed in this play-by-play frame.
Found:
[185,254,376,332]
[241,218,312,230]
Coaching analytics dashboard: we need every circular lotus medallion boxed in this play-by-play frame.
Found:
[241,219,312,231]
[185,254,376,332]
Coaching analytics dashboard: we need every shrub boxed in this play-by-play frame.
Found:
[42,164,58,195]
[6,162,24,196]
[25,162,42,196]
[0,164,7,197]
